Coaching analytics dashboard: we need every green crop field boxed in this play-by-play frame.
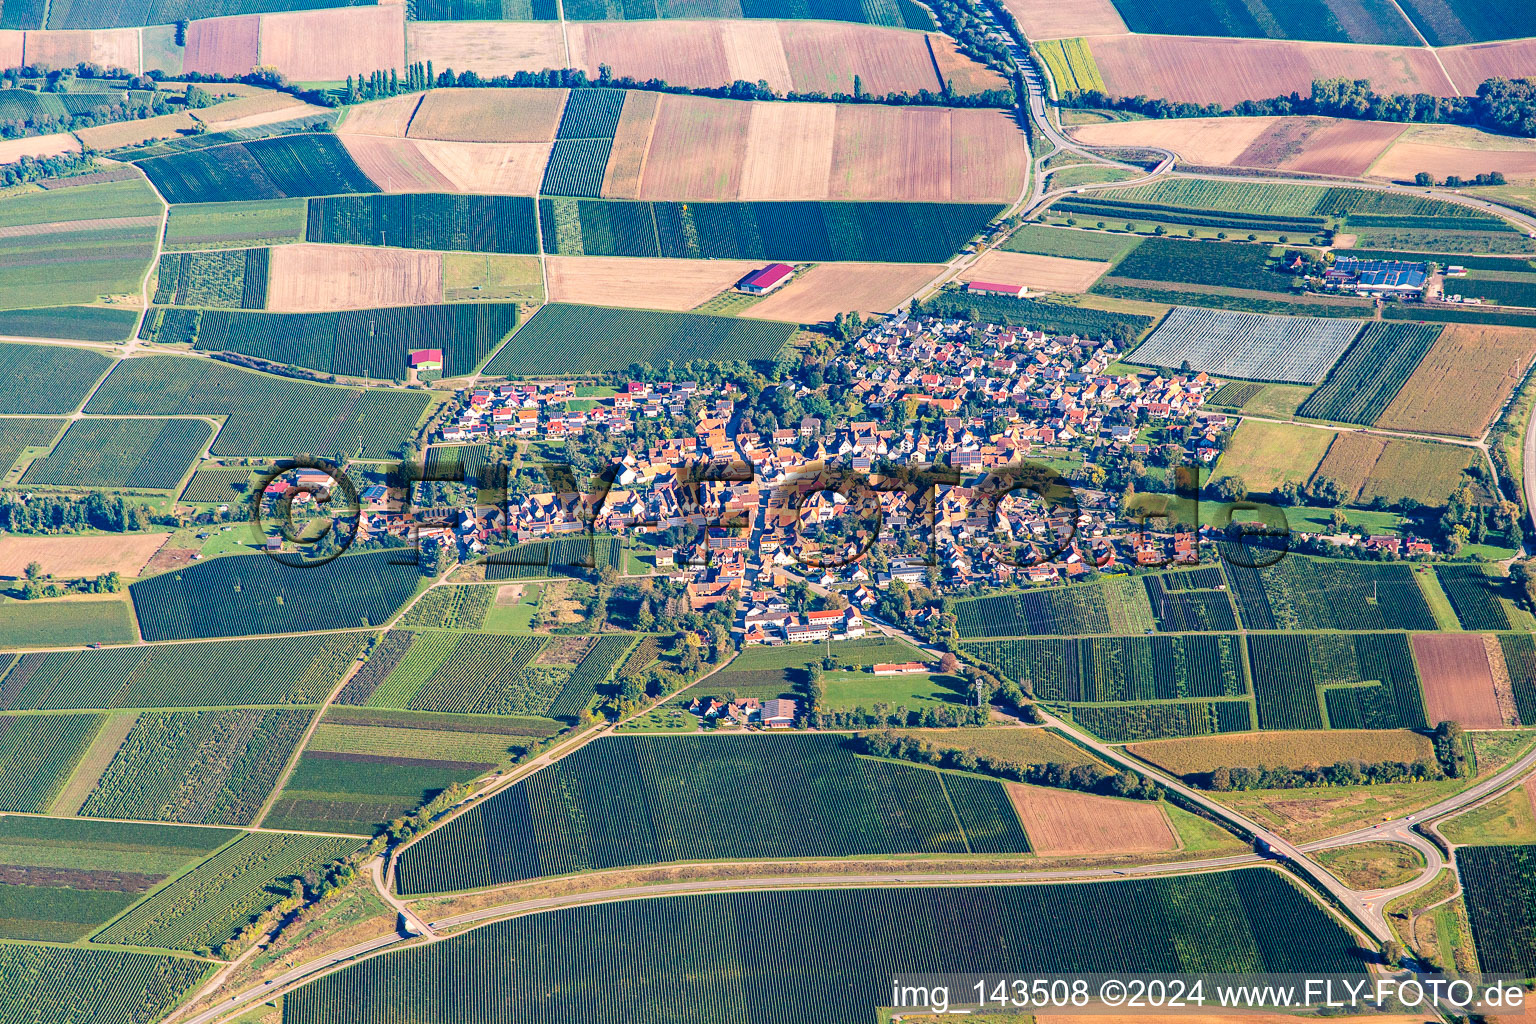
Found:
[0,306,140,342]
[97,832,362,952]
[0,633,370,711]
[541,139,614,198]
[396,733,1028,892]
[556,89,627,138]
[922,292,1155,338]
[0,179,161,310]
[20,417,211,490]
[137,134,380,205]
[540,197,1001,263]
[306,195,540,254]
[181,466,253,504]
[1296,321,1442,424]
[1394,0,1536,44]
[154,249,270,309]
[1435,564,1514,631]
[1457,843,1536,975]
[1104,238,1294,293]
[295,869,1360,1023]
[0,712,104,812]
[414,0,560,17]
[398,587,493,630]
[953,581,1137,638]
[144,303,518,381]
[1142,572,1239,631]
[130,549,421,642]
[484,304,794,376]
[1498,635,1536,725]
[0,817,234,942]
[80,708,312,825]
[705,636,924,699]
[1453,270,1536,309]
[0,597,137,649]
[1052,199,1327,238]
[0,944,208,1024]
[1071,699,1254,741]
[482,535,622,579]
[1002,224,1143,262]
[85,356,431,458]
[164,200,307,251]
[1106,0,1417,41]
[1246,632,1426,731]
[1223,552,1437,632]
[263,751,493,836]
[0,342,112,415]
[966,634,1246,702]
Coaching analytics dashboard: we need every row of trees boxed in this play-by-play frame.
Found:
[0,491,157,534]
[1070,76,1536,138]
[1195,758,1442,792]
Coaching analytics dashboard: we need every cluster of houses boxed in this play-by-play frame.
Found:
[440,380,703,443]
[687,695,797,727]
[741,602,865,645]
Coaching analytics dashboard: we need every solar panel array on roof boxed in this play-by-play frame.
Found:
[1333,257,1427,290]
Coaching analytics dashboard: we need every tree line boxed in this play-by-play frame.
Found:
[1071,76,1536,138]
[0,491,157,533]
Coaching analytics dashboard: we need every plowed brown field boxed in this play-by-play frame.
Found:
[405,21,565,79]
[546,256,762,311]
[1089,34,1455,106]
[338,94,423,138]
[962,250,1109,292]
[266,244,443,312]
[1006,784,1178,856]
[408,88,567,143]
[1440,39,1536,92]
[1414,633,1504,729]
[1000,0,1127,39]
[1376,323,1536,437]
[23,29,139,73]
[182,15,259,77]
[738,102,836,200]
[638,95,752,201]
[1270,118,1406,176]
[0,31,21,69]
[742,262,944,322]
[928,34,1011,94]
[258,6,405,82]
[338,136,458,193]
[0,534,169,579]
[830,104,951,201]
[779,22,940,95]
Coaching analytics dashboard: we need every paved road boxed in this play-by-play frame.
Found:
[179,932,405,1024]
[429,857,1262,931]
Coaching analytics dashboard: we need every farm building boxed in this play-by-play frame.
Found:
[872,662,928,675]
[761,698,797,727]
[409,348,444,371]
[966,281,1027,298]
[1325,258,1426,296]
[737,264,795,295]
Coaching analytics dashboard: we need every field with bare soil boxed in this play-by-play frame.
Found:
[1414,633,1505,729]
[199,95,330,133]
[1440,39,1536,93]
[182,15,260,77]
[0,31,20,68]
[0,132,79,167]
[405,21,566,80]
[0,534,169,580]
[830,104,951,201]
[1071,117,1271,165]
[408,89,568,143]
[928,35,1011,94]
[338,94,423,138]
[779,23,942,96]
[545,256,762,311]
[340,136,551,194]
[23,29,139,73]
[257,6,405,82]
[337,135,455,192]
[1006,784,1178,856]
[1001,0,1127,39]
[600,91,659,199]
[1271,118,1407,176]
[637,95,753,201]
[1376,323,1536,437]
[74,113,199,151]
[1089,35,1455,106]
[738,102,837,200]
[1372,123,1536,182]
[962,250,1109,292]
[266,245,444,312]
[743,262,945,322]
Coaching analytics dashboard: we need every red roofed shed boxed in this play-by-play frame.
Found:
[738,263,794,295]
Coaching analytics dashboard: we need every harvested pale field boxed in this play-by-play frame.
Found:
[545,256,762,311]
[23,30,139,74]
[182,16,260,77]
[743,262,945,322]
[1376,323,1536,437]
[0,31,21,69]
[1372,135,1536,183]
[779,22,941,96]
[444,253,542,304]
[1272,118,1406,176]
[197,92,329,132]
[1006,783,1178,856]
[405,21,565,80]
[738,102,836,200]
[1071,117,1273,166]
[830,104,950,201]
[1440,39,1536,94]
[408,88,567,144]
[74,113,199,152]
[338,135,456,193]
[1001,0,1126,40]
[266,244,443,312]
[1414,633,1505,730]
[412,140,550,195]
[961,249,1109,293]
[1126,729,1435,775]
[928,34,1011,95]
[338,94,423,139]
[949,107,1028,201]
[638,95,752,201]
[1310,431,1386,499]
[600,90,659,200]
[49,712,137,816]
[0,533,169,580]
[257,6,405,82]
[1089,35,1455,107]
[0,132,81,164]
